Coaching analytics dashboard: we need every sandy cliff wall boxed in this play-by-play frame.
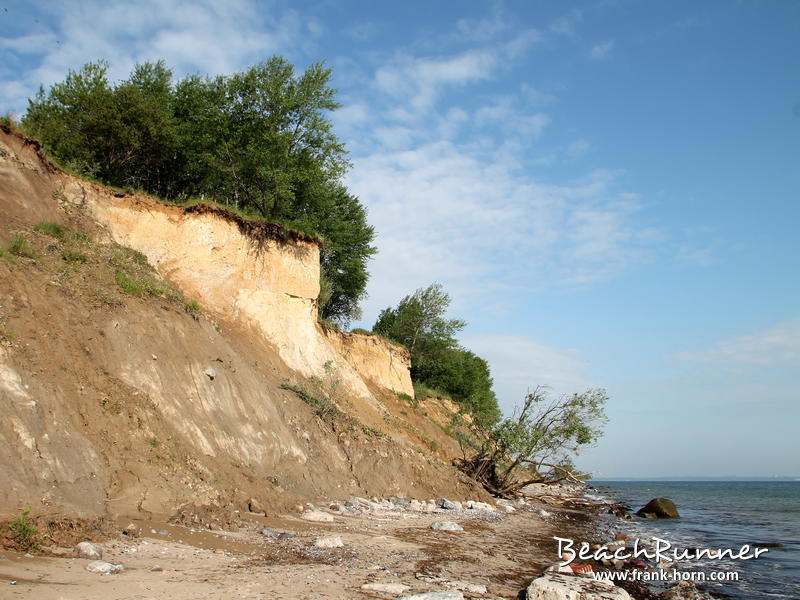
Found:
[325,330,413,397]
[0,128,488,520]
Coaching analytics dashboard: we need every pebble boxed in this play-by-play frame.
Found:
[74,541,103,560]
[429,521,464,532]
[85,560,124,575]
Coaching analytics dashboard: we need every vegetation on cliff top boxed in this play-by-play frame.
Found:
[20,57,375,325]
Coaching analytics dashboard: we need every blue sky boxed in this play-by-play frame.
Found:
[2,1,798,478]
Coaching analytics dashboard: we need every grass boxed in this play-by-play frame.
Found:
[184,299,201,318]
[5,507,39,552]
[62,249,87,263]
[413,381,450,400]
[0,320,16,342]
[7,234,37,259]
[114,269,182,300]
[33,221,66,239]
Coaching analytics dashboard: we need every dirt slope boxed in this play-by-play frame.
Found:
[0,127,487,526]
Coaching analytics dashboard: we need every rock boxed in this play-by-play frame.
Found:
[261,528,294,539]
[314,536,344,548]
[429,521,463,531]
[361,582,412,594]
[527,572,631,599]
[437,498,458,510]
[538,509,551,517]
[398,593,464,600]
[203,367,216,380]
[248,498,265,514]
[74,541,102,560]
[445,580,488,594]
[300,510,334,522]
[122,522,139,537]
[389,497,411,509]
[85,561,124,575]
[150,565,163,572]
[636,497,679,519]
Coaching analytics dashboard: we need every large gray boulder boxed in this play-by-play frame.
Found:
[636,497,679,519]
[527,573,631,600]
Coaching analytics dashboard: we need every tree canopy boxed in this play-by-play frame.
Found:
[373,283,500,426]
[22,57,374,324]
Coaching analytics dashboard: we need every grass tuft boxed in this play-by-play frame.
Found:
[34,221,67,239]
[6,507,39,552]
[62,249,87,264]
[7,234,37,259]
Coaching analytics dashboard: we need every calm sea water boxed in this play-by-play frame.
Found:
[588,481,799,599]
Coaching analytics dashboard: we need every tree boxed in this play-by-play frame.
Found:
[455,387,607,497]
[373,284,500,424]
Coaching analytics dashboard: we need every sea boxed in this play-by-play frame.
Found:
[588,481,800,599]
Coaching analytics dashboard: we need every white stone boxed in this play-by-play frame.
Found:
[85,561,124,575]
[539,509,551,517]
[300,510,334,522]
[314,536,344,548]
[429,521,463,531]
[361,582,411,594]
[398,593,464,600]
[74,541,103,560]
[527,573,631,600]
[500,504,516,513]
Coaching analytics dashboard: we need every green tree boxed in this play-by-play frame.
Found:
[456,387,608,496]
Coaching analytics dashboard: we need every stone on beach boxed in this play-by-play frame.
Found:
[429,521,463,531]
[527,573,631,600]
[85,560,124,575]
[361,582,411,594]
[397,592,464,600]
[74,541,102,560]
[314,535,344,548]
[301,510,334,522]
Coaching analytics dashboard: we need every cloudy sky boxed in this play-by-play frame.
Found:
[2,0,798,478]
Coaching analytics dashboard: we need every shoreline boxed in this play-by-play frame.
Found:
[0,485,613,599]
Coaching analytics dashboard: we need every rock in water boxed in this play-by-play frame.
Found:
[430,521,463,531]
[636,497,679,519]
[74,541,102,560]
[85,561,124,574]
[527,573,631,599]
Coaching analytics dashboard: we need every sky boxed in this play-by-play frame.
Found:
[2,0,798,478]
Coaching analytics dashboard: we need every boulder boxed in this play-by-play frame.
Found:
[85,560,124,575]
[636,498,679,519]
[74,541,102,560]
[437,498,458,510]
[248,497,265,514]
[527,573,631,600]
[430,521,463,532]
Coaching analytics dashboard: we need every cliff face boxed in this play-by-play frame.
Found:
[0,128,486,521]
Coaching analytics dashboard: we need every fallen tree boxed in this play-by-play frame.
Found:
[454,387,608,497]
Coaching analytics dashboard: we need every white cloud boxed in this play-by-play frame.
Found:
[589,40,614,60]
[567,139,591,156]
[0,0,321,111]
[549,9,583,38]
[460,334,593,413]
[676,318,800,367]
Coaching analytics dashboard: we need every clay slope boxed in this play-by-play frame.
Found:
[0,127,486,523]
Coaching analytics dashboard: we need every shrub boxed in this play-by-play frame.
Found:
[184,299,201,318]
[62,249,87,263]
[6,507,38,552]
